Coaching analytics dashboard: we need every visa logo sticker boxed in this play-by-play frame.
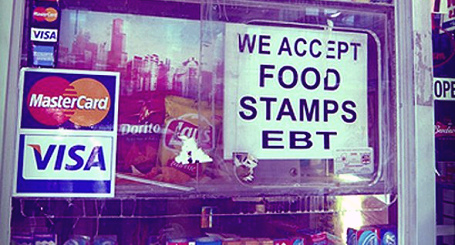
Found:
[21,134,112,181]
[30,28,58,42]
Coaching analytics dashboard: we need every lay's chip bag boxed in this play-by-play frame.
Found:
[157,95,221,183]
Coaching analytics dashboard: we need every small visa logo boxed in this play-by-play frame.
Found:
[28,144,106,171]
[30,28,58,42]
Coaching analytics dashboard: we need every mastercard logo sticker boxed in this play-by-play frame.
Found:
[27,76,111,127]
[33,7,58,22]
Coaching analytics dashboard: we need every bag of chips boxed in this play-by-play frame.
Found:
[116,91,166,175]
[157,95,221,183]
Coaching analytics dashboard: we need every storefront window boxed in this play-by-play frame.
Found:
[6,0,402,244]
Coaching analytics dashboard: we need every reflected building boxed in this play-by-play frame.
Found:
[172,57,199,99]
[124,54,172,95]
[96,42,108,71]
[124,55,143,96]
[107,18,127,71]
[144,54,159,91]
[59,17,204,99]
[157,58,171,91]
[61,31,98,70]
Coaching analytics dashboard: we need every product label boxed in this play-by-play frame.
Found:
[164,115,214,150]
[33,234,57,245]
[357,228,379,245]
[381,231,397,245]
[119,123,162,135]
[435,121,455,137]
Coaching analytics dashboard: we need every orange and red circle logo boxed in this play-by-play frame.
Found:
[33,7,58,22]
[27,76,111,127]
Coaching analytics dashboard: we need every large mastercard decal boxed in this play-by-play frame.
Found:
[27,76,111,127]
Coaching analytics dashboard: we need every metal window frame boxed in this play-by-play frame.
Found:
[395,0,436,244]
[0,0,25,243]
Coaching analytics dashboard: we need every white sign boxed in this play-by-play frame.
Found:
[333,148,374,175]
[224,23,368,159]
[434,77,455,100]
[30,27,58,42]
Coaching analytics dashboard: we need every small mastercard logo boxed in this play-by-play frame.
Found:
[27,76,111,127]
[33,7,58,22]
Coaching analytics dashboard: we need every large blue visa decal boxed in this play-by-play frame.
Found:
[15,134,114,196]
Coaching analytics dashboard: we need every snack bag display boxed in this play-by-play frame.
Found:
[93,235,118,245]
[33,233,57,245]
[157,95,221,183]
[377,225,397,245]
[116,91,166,175]
[63,235,91,245]
[346,228,357,245]
[273,238,303,245]
[355,227,380,245]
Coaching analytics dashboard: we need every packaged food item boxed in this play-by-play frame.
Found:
[201,206,214,229]
[196,237,222,245]
[257,238,274,245]
[157,95,221,183]
[374,225,397,245]
[116,91,166,176]
[356,227,380,245]
[346,228,357,245]
[273,238,303,245]
[93,235,117,245]
[241,238,260,245]
[167,238,191,245]
[348,225,396,245]
[347,226,380,245]
[33,233,57,245]
[11,234,33,245]
[204,233,240,244]
[379,225,398,245]
[63,235,90,245]
[300,231,342,245]
[222,240,242,245]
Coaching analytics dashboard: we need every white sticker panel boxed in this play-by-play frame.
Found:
[224,23,369,159]
[434,77,455,101]
[30,27,58,42]
[333,147,374,175]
